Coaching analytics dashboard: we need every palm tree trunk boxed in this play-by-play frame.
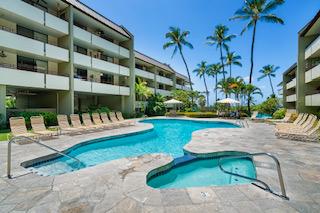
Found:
[268,75,275,95]
[215,75,218,103]
[249,21,257,84]
[178,48,193,91]
[219,45,225,80]
[203,75,209,107]
[247,21,257,115]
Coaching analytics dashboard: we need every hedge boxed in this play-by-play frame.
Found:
[7,111,58,128]
[176,112,218,118]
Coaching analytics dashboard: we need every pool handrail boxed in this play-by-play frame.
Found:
[7,136,82,179]
[218,152,289,200]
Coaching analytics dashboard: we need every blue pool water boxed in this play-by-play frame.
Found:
[147,157,256,189]
[256,113,272,119]
[29,119,238,176]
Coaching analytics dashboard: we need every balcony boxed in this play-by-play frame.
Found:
[73,26,129,59]
[74,52,130,76]
[0,29,69,62]
[157,89,172,97]
[0,0,68,35]
[0,66,69,90]
[305,93,320,106]
[74,78,130,96]
[156,75,173,86]
[305,35,320,59]
[305,63,320,83]
[286,78,296,90]
[286,94,296,102]
[135,68,154,80]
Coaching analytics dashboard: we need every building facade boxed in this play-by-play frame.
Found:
[0,0,190,121]
[282,10,320,113]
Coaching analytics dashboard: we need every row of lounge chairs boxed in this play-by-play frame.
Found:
[275,113,320,142]
[9,111,135,140]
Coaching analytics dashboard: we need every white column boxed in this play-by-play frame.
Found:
[0,85,6,123]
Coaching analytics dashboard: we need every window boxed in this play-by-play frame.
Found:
[74,68,87,80]
[159,84,164,89]
[101,73,114,84]
[101,53,114,63]
[17,56,47,73]
[17,25,48,43]
[74,45,87,55]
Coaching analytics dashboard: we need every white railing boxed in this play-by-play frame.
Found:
[156,75,173,86]
[156,89,172,97]
[305,63,320,83]
[286,94,296,102]
[305,35,320,59]
[286,78,296,90]
[135,68,155,80]
[0,66,69,90]
[305,93,320,106]
[73,26,129,59]
[1,0,68,35]
[74,78,130,96]
[73,52,130,76]
[0,29,69,62]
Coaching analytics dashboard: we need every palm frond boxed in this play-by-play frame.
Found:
[260,14,284,24]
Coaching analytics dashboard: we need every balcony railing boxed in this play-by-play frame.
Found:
[1,0,68,35]
[286,94,296,102]
[135,68,155,80]
[286,78,296,90]
[0,28,69,62]
[73,52,130,77]
[73,26,129,59]
[0,64,69,90]
[305,35,320,59]
[156,75,173,86]
[305,63,320,83]
[305,93,320,106]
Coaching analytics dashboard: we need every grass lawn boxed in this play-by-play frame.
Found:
[0,130,10,141]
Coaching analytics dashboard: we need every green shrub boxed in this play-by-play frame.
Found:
[146,94,166,116]
[177,112,218,118]
[255,98,279,115]
[272,108,286,119]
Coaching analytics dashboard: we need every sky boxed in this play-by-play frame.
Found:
[82,0,320,104]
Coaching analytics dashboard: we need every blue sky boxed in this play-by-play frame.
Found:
[82,0,319,104]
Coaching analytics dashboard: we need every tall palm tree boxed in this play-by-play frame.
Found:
[245,84,263,113]
[258,65,279,96]
[206,25,236,80]
[193,61,209,106]
[225,52,242,78]
[207,63,222,103]
[163,27,194,90]
[230,0,284,84]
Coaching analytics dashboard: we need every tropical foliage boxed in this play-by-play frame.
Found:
[193,61,209,106]
[252,97,279,115]
[206,63,223,103]
[207,25,236,80]
[272,108,286,119]
[163,27,194,90]
[135,78,152,101]
[258,65,279,96]
[225,52,242,78]
[230,0,284,84]
[145,94,166,116]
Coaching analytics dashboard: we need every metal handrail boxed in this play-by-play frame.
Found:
[218,152,289,200]
[7,136,82,179]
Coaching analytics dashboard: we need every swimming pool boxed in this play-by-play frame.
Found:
[147,156,256,189]
[256,113,272,119]
[28,119,238,176]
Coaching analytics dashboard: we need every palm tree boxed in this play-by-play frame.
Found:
[217,78,233,98]
[206,25,236,80]
[135,78,152,111]
[225,52,242,78]
[207,63,223,103]
[228,76,244,100]
[230,0,284,84]
[245,83,263,114]
[193,61,209,106]
[258,65,279,96]
[163,27,194,90]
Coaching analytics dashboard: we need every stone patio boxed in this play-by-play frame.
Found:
[0,118,319,212]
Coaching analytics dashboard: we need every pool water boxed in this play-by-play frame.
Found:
[147,157,256,189]
[29,119,238,176]
[256,113,272,119]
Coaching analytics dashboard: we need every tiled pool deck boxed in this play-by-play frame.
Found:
[0,118,319,212]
